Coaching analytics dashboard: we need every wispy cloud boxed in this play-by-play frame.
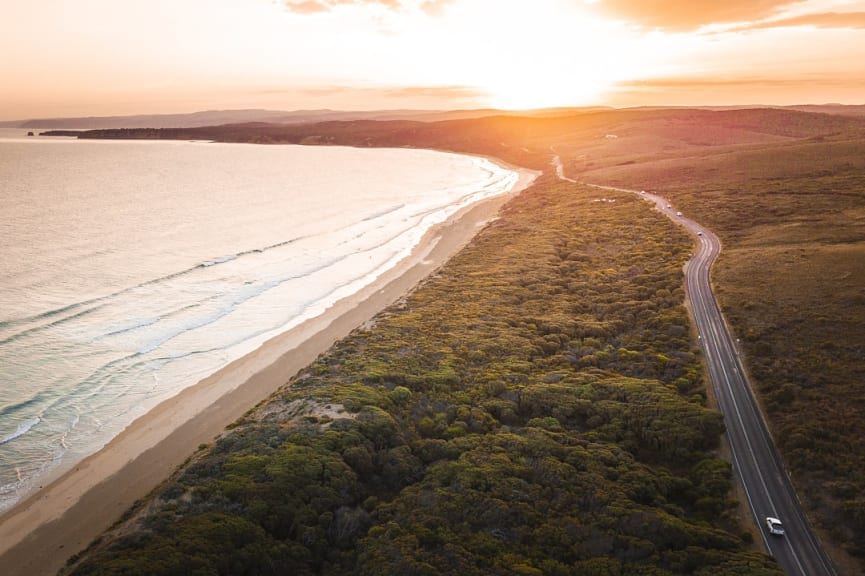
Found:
[283,1,334,14]
[282,0,452,15]
[283,0,398,14]
[616,73,865,91]
[593,0,796,30]
[382,85,484,99]
[608,72,865,107]
[295,83,485,100]
[733,11,865,31]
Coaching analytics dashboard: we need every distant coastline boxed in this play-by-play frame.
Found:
[4,102,864,132]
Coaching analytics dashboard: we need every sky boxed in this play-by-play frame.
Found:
[2,0,864,119]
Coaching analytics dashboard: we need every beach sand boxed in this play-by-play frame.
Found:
[0,164,538,576]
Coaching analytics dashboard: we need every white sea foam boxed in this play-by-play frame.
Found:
[0,135,520,512]
[0,417,41,446]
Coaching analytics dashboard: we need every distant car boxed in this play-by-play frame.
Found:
[676,211,683,217]
[766,517,785,536]
[697,232,703,236]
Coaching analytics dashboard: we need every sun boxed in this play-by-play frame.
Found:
[475,38,624,110]
[483,68,610,110]
[431,0,644,110]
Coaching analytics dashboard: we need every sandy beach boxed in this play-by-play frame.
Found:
[0,163,538,576]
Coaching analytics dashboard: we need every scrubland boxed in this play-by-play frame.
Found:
[66,176,781,575]
[573,126,865,570]
[63,107,865,573]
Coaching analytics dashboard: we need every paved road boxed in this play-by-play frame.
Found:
[582,179,838,576]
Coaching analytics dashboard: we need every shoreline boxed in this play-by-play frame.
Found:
[0,161,538,576]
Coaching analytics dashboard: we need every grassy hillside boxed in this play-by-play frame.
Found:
[65,176,780,575]
[575,132,865,571]
[50,106,865,174]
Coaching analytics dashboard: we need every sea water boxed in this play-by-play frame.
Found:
[0,129,518,511]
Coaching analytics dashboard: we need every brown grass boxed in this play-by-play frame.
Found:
[577,132,865,572]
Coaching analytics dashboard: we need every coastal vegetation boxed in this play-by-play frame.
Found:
[58,106,865,573]
[568,125,865,571]
[65,175,780,574]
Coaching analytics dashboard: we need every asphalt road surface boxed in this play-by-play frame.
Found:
[587,183,838,576]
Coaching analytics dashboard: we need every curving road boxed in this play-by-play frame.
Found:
[577,173,838,575]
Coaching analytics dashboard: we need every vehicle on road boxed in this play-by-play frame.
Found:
[766,517,785,536]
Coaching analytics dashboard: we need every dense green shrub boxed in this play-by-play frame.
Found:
[68,176,779,575]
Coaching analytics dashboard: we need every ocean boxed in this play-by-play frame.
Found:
[0,129,518,512]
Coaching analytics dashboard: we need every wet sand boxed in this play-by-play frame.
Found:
[0,164,538,576]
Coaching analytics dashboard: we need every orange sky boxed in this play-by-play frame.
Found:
[2,0,864,120]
